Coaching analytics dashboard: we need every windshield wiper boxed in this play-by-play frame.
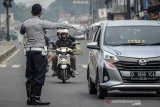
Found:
[149,43,160,45]
[106,43,149,46]
[118,43,146,46]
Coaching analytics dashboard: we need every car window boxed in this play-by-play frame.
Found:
[74,30,84,36]
[104,26,160,45]
[95,28,101,47]
[89,26,98,40]
[92,26,100,42]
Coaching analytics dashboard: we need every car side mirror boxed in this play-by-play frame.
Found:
[87,42,100,50]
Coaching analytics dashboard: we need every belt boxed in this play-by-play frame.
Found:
[25,47,43,51]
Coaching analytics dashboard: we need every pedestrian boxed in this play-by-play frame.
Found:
[148,6,160,20]
[20,4,74,105]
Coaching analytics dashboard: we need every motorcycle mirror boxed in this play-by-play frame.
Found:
[73,42,80,45]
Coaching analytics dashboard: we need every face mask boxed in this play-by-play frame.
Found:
[61,34,67,40]
[62,37,66,40]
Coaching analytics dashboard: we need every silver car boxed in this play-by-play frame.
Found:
[87,20,160,99]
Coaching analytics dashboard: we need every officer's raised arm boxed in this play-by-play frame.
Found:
[41,20,76,29]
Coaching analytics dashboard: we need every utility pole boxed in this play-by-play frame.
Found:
[143,0,149,20]
[3,0,13,41]
[127,0,131,19]
[90,0,93,24]
[0,14,1,27]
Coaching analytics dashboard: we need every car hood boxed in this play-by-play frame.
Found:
[76,34,84,37]
[103,46,160,58]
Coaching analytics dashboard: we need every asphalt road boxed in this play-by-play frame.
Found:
[0,40,160,107]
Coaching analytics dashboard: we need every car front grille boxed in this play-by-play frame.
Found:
[114,60,160,83]
[122,77,160,83]
[114,61,160,71]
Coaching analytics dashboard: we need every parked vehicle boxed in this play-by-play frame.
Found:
[1,29,18,41]
[87,20,160,99]
[10,30,18,40]
[74,30,85,40]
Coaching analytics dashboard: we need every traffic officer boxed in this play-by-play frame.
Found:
[20,4,75,105]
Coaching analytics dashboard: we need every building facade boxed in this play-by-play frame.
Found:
[89,0,159,22]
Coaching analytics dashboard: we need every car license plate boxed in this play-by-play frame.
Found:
[130,71,156,80]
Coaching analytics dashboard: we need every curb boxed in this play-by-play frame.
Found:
[0,46,17,63]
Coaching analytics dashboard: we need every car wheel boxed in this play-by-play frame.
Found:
[156,91,160,96]
[87,66,89,81]
[96,73,108,99]
[87,66,96,94]
[88,77,97,94]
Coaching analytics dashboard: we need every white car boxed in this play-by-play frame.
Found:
[74,30,85,40]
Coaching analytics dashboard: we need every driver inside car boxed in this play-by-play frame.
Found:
[52,29,78,77]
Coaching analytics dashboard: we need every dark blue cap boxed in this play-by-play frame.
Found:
[31,4,42,14]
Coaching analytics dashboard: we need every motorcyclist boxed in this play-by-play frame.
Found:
[52,29,77,77]
[57,29,76,42]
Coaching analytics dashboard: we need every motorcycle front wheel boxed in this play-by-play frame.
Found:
[61,69,66,83]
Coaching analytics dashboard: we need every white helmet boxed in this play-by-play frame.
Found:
[57,29,63,33]
[60,29,69,37]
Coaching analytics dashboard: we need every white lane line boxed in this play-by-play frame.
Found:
[12,65,21,68]
[82,65,87,69]
[0,64,7,68]
[2,49,20,64]
[82,65,88,69]
[77,64,88,69]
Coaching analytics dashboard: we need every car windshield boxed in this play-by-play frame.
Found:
[104,26,160,46]
[10,30,16,34]
[74,31,84,36]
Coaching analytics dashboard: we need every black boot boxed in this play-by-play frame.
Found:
[34,96,50,105]
[26,83,34,105]
[31,84,50,105]
[70,70,75,78]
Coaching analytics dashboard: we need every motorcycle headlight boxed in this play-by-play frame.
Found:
[60,60,67,64]
[59,57,69,64]
[103,51,119,69]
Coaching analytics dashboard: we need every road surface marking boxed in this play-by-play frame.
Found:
[2,49,20,64]
[0,64,7,68]
[12,65,21,68]
[82,65,88,69]
[77,64,87,69]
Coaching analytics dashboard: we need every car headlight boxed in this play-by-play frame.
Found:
[103,51,119,69]
[103,51,119,64]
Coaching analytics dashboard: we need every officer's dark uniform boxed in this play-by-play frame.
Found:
[20,4,74,105]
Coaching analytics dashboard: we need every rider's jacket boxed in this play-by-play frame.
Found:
[55,39,75,49]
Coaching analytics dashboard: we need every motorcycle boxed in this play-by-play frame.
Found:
[52,42,80,83]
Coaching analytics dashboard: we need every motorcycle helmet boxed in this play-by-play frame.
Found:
[60,29,69,40]
[57,29,62,39]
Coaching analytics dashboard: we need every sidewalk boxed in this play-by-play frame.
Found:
[0,41,17,63]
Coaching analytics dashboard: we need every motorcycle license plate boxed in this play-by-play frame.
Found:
[130,71,156,80]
